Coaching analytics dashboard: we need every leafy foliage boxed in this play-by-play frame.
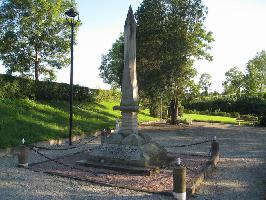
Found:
[259,115,266,127]
[99,34,124,88]
[198,73,212,95]
[136,0,213,121]
[94,89,121,102]
[222,66,244,95]
[245,50,266,95]
[184,95,266,116]
[0,0,80,80]
[0,74,121,102]
[223,50,266,96]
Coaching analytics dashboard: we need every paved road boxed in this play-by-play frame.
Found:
[0,122,265,199]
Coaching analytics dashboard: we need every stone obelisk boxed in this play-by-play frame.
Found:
[113,6,139,138]
[85,7,168,168]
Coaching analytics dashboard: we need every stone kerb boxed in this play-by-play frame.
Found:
[187,141,220,198]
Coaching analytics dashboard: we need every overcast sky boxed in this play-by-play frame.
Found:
[1,0,266,92]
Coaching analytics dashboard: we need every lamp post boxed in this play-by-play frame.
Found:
[65,8,79,145]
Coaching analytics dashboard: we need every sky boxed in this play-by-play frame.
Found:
[56,0,142,89]
[1,0,266,92]
[196,0,266,92]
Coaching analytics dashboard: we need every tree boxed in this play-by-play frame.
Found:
[99,34,124,88]
[184,80,200,101]
[222,66,244,96]
[198,73,212,96]
[99,0,213,124]
[136,0,213,124]
[245,50,266,95]
[0,0,79,81]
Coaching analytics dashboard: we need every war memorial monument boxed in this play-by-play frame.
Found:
[85,7,168,168]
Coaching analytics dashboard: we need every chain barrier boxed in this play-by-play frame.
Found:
[26,132,216,180]
[28,145,97,175]
[26,135,100,151]
[163,138,214,148]
[180,164,196,172]
[25,132,108,175]
[24,130,112,176]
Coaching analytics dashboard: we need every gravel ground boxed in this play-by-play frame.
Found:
[0,122,265,200]
[188,123,266,200]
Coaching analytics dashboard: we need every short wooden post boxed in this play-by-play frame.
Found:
[18,139,28,168]
[211,137,219,166]
[173,158,186,200]
[211,138,219,156]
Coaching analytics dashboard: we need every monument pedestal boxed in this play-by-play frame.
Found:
[87,136,168,168]
[120,111,138,136]
[82,105,169,168]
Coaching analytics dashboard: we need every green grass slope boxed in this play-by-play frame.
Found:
[0,99,157,148]
[183,113,237,124]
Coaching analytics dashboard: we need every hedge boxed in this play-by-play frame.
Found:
[0,74,120,102]
[184,95,266,116]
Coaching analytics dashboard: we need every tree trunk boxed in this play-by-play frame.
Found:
[169,99,178,125]
[149,103,159,117]
[34,47,39,81]
[35,60,39,80]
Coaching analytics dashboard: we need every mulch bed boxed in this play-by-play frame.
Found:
[29,150,209,193]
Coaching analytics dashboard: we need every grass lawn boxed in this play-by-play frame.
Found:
[0,99,157,148]
[183,113,237,124]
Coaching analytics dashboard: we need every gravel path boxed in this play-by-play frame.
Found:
[0,122,265,200]
[189,123,266,200]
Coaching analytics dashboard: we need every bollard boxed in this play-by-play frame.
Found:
[211,136,219,156]
[18,138,28,168]
[115,119,120,133]
[101,129,108,144]
[211,137,219,166]
[189,118,193,125]
[173,158,186,200]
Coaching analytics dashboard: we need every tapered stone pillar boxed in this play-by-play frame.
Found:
[113,6,139,138]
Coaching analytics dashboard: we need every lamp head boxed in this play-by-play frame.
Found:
[65,8,79,18]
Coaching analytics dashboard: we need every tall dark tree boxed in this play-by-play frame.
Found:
[136,0,213,124]
[0,0,80,80]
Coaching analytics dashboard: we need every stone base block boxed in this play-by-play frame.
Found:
[118,111,138,137]
[86,142,169,168]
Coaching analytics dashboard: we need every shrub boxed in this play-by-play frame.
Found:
[184,95,266,116]
[0,74,119,102]
[184,109,239,118]
[230,112,240,118]
[239,114,258,121]
[0,75,34,99]
[95,89,121,102]
[259,115,266,127]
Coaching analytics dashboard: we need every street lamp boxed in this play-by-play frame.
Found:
[65,7,79,145]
